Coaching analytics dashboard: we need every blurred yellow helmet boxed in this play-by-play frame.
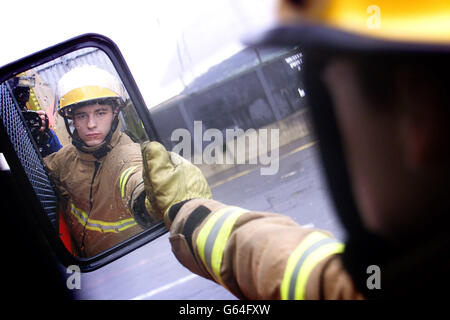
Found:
[272,0,450,50]
[268,1,450,300]
[56,65,125,118]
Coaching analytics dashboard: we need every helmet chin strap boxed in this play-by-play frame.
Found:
[65,112,120,159]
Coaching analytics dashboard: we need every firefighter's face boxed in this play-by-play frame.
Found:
[72,104,115,147]
[321,58,431,238]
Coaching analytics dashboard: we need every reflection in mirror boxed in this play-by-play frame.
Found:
[2,47,160,258]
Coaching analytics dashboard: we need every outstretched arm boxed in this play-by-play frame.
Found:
[141,141,362,300]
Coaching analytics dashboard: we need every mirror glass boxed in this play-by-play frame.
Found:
[1,47,160,258]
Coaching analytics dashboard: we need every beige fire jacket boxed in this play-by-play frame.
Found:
[44,128,146,257]
[166,198,365,300]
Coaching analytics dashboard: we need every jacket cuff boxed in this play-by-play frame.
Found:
[167,200,192,223]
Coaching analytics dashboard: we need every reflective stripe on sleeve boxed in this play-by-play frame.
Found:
[119,166,138,199]
[70,203,137,233]
[195,206,248,285]
[281,231,345,300]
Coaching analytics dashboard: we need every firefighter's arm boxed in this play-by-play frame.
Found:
[43,148,70,199]
[141,142,362,299]
[168,199,362,299]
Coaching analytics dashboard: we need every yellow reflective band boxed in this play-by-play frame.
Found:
[70,203,137,233]
[196,208,226,274]
[28,87,40,111]
[120,166,138,199]
[59,86,119,108]
[196,206,247,285]
[210,208,247,284]
[281,232,344,300]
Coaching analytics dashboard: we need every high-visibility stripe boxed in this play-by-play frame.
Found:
[196,206,247,285]
[119,166,137,199]
[281,231,344,300]
[70,203,137,233]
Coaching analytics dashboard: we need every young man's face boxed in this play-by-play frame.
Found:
[72,104,115,147]
[321,58,427,238]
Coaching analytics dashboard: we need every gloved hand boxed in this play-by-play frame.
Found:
[142,141,212,227]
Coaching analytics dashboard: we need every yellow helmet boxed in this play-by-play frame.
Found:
[271,0,450,50]
[56,65,125,118]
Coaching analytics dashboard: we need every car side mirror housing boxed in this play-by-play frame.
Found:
[0,33,167,272]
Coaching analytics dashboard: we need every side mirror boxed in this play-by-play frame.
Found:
[0,33,166,271]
